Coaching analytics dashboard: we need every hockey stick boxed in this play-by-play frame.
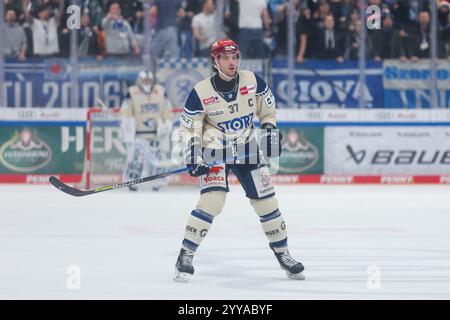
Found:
[49,152,259,197]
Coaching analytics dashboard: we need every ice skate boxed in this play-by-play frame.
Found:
[271,246,305,280]
[174,248,195,282]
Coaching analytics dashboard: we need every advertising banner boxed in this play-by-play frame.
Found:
[325,127,450,175]
[271,59,384,108]
[4,58,140,108]
[271,127,324,174]
[383,59,450,108]
[0,125,85,180]
[3,58,264,109]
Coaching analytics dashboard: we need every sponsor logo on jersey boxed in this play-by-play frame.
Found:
[140,103,160,113]
[261,173,271,188]
[0,128,52,172]
[217,112,254,132]
[240,84,257,95]
[203,174,225,184]
[208,109,224,117]
[202,96,220,106]
[199,228,208,237]
[186,225,197,235]
[180,112,193,128]
[265,229,280,237]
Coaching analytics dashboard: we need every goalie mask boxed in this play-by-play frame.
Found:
[136,70,154,94]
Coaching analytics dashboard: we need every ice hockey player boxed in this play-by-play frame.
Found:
[174,39,305,282]
[120,70,174,191]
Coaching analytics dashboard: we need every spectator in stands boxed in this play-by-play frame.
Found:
[111,0,143,31]
[267,0,289,57]
[150,0,183,59]
[23,0,64,58]
[192,0,226,57]
[313,0,332,30]
[408,10,447,61]
[224,0,240,41]
[3,8,27,60]
[178,0,204,58]
[296,7,316,63]
[442,3,450,60]
[368,14,400,60]
[438,1,450,32]
[237,0,272,59]
[78,13,102,58]
[345,19,361,60]
[337,0,355,30]
[4,0,24,20]
[81,0,105,27]
[315,14,345,63]
[101,2,140,57]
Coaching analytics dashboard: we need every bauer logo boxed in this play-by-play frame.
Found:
[0,128,52,172]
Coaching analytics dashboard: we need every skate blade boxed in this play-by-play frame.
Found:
[174,270,192,283]
[285,271,305,280]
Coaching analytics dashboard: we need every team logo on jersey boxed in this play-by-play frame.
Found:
[240,84,256,95]
[202,96,220,106]
[217,113,254,132]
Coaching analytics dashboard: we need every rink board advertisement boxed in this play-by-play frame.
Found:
[324,126,450,175]
[272,127,324,174]
[383,60,450,108]
[271,59,384,108]
[0,125,85,182]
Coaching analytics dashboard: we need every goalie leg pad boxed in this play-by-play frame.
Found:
[196,190,226,217]
[124,141,145,181]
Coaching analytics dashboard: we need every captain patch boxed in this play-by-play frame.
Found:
[264,92,275,108]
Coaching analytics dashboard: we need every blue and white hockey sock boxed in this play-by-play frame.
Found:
[259,209,288,253]
[182,209,215,252]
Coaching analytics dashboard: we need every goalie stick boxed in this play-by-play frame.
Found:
[49,152,260,197]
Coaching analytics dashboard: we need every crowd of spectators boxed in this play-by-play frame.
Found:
[2,0,450,62]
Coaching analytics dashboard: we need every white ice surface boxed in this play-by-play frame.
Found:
[1,183,450,299]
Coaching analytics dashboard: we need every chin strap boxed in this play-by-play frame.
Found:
[214,58,241,81]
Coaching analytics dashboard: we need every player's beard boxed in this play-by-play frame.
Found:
[215,59,240,81]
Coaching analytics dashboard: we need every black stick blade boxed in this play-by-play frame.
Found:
[49,176,94,197]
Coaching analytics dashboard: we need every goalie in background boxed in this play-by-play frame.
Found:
[120,70,174,191]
